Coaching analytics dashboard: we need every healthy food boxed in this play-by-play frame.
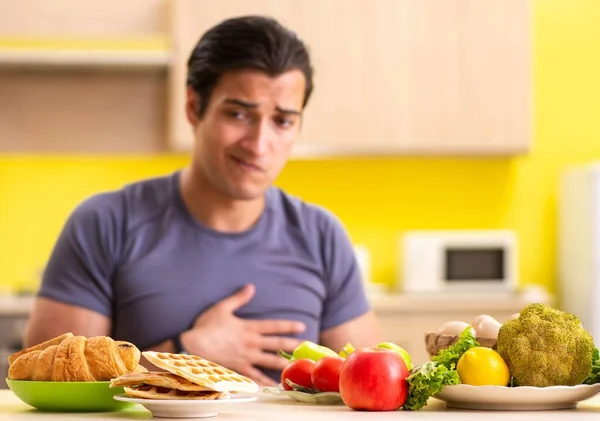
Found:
[496,303,594,387]
[339,347,409,411]
[456,347,510,386]
[435,315,501,339]
[584,347,600,385]
[339,342,355,358]
[311,356,344,392]
[274,304,600,411]
[278,341,339,362]
[281,358,315,391]
[376,342,413,370]
[278,340,411,399]
[470,315,503,339]
[437,320,476,337]
[404,326,478,411]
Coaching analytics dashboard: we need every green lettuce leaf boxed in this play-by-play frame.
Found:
[403,361,460,411]
[432,326,479,369]
[403,326,479,411]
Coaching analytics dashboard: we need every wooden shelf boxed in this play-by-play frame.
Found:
[0,36,170,70]
[290,142,530,159]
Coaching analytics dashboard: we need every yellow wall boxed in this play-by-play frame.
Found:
[1,0,600,295]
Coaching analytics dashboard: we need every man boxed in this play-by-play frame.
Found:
[24,15,382,385]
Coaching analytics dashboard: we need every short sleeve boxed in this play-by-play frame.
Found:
[318,211,371,332]
[37,193,122,317]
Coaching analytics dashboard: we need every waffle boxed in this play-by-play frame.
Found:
[142,351,259,394]
[110,371,212,391]
[124,385,226,400]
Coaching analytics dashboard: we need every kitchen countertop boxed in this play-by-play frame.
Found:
[0,296,34,317]
[368,289,553,313]
[0,289,552,317]
[0,390,600,420]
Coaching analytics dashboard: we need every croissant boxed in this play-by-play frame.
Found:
[8,333,143,382]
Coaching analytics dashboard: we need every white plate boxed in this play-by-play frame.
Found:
[262,386,343,404]
[434,383,600,410]
[113,394,257,418]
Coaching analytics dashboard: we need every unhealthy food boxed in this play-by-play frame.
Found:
[111,371,226,400]
[8,333,74,366]
[110,351,259,400]
[7,333,144,381]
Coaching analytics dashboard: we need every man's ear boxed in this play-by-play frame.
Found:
[185,87,201,126]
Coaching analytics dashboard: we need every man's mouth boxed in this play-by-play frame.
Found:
[230,156,263,172]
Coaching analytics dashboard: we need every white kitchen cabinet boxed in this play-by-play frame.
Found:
[168,0,532,157]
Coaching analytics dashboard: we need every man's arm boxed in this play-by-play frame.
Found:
[23,297,167,374]
[24,297,111,348]
[27,194,121,348]
[320,310,382,352]
[317,209,380,351]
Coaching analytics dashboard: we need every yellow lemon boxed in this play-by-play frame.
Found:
[457,347,510,386]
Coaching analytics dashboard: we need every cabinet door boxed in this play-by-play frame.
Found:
[167,0,370,156]
[168,0,531,156]
[421,0,531,155]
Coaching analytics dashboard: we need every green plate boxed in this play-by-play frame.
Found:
[5,379,136,412]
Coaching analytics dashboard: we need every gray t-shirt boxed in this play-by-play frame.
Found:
[38,171,370,380]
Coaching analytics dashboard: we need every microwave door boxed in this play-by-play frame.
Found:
[445,247,507,291]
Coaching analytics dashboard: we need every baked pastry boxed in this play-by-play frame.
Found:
[110,371,214,391]
[143,351,259,394]
[112,372,226,400]
[110,351,259,400]
[7,332,73,365]
[8,333,142,381]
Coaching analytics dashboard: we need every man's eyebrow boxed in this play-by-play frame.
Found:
[276,106,301,116]
[224,98,300,115]
[224,98,258,108]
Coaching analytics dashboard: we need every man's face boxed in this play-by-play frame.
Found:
[187,69,306,201]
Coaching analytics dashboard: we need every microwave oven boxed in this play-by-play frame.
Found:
[400,230,518,293]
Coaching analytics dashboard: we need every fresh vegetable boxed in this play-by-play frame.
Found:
[278,341,339,362]
[339,348,409,411]
[496,303,594,387]
[431,325,480,368]
[584,347,600,385]
[281,358,315,391]
[339,342,355,358]
[403,326,478,411]
[311,356,344,392]
[403,361,460,411]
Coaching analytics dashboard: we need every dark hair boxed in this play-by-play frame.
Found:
[186,15,314,118]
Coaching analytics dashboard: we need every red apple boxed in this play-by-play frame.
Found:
[339,348,409,411]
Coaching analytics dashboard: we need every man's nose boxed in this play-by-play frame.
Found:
[245,120,272,156]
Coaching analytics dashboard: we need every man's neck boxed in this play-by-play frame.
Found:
[179,167,266,233]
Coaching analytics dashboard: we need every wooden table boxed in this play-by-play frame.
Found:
[1,389,600,420]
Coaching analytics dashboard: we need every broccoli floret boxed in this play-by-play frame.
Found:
[583,348,600,385]
[496,303,594,387]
